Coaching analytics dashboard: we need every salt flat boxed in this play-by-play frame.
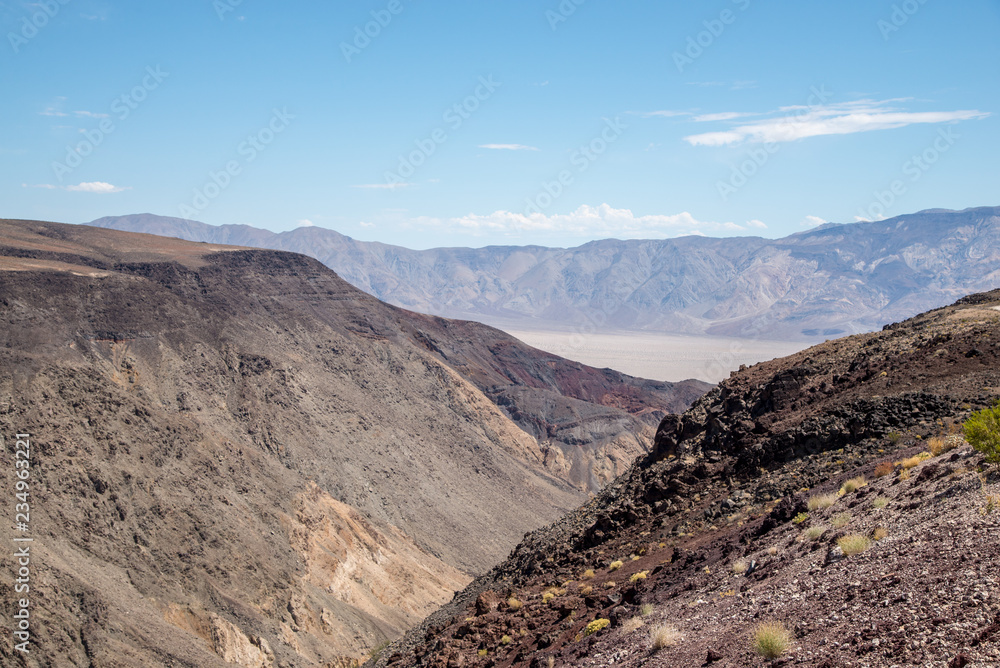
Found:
[504,329,811,383]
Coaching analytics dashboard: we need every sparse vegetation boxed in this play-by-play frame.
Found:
[983,494,999,515]
[840,476,867,494]
[584,618,610,636]
[581,568,595,580]
[752,621,792,659]
[650,624,682,650]
[608,560,623,571]
[808,493,838,511]
[804,526,825,541]
[500,635,511,645]
[792,512,809,524]
[478,649,488,657]
[873,496,889,509]
[542,591,555,604]
[603,580,616,589]
[579,585,593,596]
[621,616,644,633]
[732,560,748,574]
[832,512,851,529]
[837,533,872,556]
[507,596,522,611]
[629,570,649,583]
[888,431,903,445]
[874,461,895,477]
[899,468,911,481]
[873,526,888,541]
[767,545,778,556]
[964,401,1000,470]
[901,452,931,469]
[367,640,391,660]
[640,603,654,616]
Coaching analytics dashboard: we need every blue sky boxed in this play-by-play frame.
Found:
[3,0,998,249]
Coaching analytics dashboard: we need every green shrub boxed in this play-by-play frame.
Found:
[803,526,825,541]
[792,512,809,524]
[640,603,654,616]
[584,618,610,636]
[500,635,511,645]
[873,496,889,509]
[629,570,649,583]
[752,621,791,659]
[608,560,623,571]
[964,402,1000,470]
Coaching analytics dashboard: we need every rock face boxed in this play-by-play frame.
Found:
[373,289,1000,667]
[91,206,1000,338]
[0,220,705,666]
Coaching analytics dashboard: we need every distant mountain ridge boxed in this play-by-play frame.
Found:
[89,206,1000,339]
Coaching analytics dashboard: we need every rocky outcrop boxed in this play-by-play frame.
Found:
[372,289,1000,667]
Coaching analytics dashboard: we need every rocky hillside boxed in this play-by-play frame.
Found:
[0,219,705,667]
[91,207,1000,339]
[371,289,1000,667]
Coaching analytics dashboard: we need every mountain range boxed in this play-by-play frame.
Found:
[89,206,1000,339]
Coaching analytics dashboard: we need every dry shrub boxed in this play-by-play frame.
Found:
[640,603,654,616]
[507,597,522,611]
[621,616,644,633]
[831,512,851,529]
[872,526,888,541]
[603,580,616,589]
[650,624,682,651]
[840,476,867,494]
[767,546,778,556]
[874,461,895,478]
[581,568,595,580]
[732,560,748,574]
[579,585,593,596]
[584,618,610,636]
[608,560,623,572]
[808,493,838,511]
[837,533,871,556]
[901,452,931,469]
[803,526,824,541]
[629,571,649,583]
[752,621,792,659]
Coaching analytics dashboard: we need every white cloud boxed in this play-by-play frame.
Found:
[359,222,376,228]
[297,219,314,227]
[479,143,540,151]
[66,181,128,193]
[406,204,764,239]
[747,219,768,229]
[692,112,755,123]
[801,215,829,228]
[684,99,990,147]
[24,181,129,193]
[351,183,411,190]
[634,110,690,118]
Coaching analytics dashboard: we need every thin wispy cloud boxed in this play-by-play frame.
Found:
[692,112,755,123]
[684,99,990,147]
[479,144,540,151]
[351,183,411,190]
[801,215,829,228]
[23,181,129,193]
[633,110,690,119]
[406,204,767,238]
[40,98,109,119]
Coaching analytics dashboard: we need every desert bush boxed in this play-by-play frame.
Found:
[873,496,889,509]
[888,431,903,444]
[640,603,654,616]
[872,526,888,541]
[831,512,851,529]
[603,580,616,589]
[792,512,809,524]
[608,560,623,571]
[507,596,523,611]
[584,619,610,636]
[581,568,595,580]
[650,624,682,650]
[964,402,1000,470]
[767,546,778,556]
[732,560,748,574]
[752,621,792,659]
[808,493,838,511]
[837,533,871,556]
[840,476,867,494]
[900,453,930,469]
[621,617,644,633]
[803,526,825,541]
[478,649,488,657]
[899,468,911,481]
[629,571,649,583]
[874,461,894,478]
[500,635,511,645]
[929,436,946,456]
[579,585,592,596]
